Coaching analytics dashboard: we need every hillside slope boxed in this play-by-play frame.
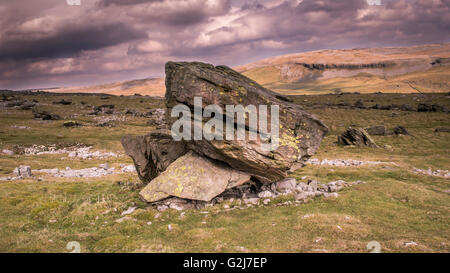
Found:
[54,78,165,97]
[236,43,450,95]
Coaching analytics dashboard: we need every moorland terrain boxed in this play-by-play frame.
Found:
[0,89,449,252]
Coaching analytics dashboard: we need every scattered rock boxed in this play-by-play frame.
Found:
[257,190,273,198]
[36,164,121,178]
[403,241,418,247]
[96,121,116,127]
[2,149,14,156]
[121,206,137,216]
[63,121,82,127]
[20,102,36,110]
[32,108,61,120]
[157,205,169,212]
[121,165,136,173]
[307,158,394,166]
[393,126,409,135]
[338,127,378,147]
[365,125,386,136]
[274,178,297,193]
[147,178,362,211]
[418,103,448,112]
[13,165,32,178]
[53,99,72,105]
[323,192,339,198]
[413,168,449,178]
[67,147,118,159]
[115,216,132,223]
[243,197,259,205]
[434,127,450,133]
[354,99,365,109]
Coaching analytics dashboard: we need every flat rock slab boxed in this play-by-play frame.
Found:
[140,151,251,202]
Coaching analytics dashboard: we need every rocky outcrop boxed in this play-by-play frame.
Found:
[122,61,328,203]
[299,62,394,71]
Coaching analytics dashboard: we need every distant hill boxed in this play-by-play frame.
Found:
[54,77,165,96]
[53,43,450,96]
[235,43,450,95]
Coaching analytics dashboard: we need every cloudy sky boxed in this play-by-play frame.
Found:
[0,0,449,89]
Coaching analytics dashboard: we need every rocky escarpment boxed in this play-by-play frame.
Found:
[122,61,328,203]
[298,62,395,70]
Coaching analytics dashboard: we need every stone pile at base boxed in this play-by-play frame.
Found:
[122,61,328,204]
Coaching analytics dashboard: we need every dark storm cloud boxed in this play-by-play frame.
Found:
[0,23,146,61]
[1,0,449,89]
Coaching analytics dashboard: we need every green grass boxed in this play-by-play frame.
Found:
[0,92,449,252]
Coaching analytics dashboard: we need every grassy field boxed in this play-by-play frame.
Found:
[0,92,449,252]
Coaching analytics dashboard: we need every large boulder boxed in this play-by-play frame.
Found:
[123,61,328,203]
[165,61,328,183]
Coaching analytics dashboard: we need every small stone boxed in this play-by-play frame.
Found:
[63,121,82,127]
[295,192,309,202]
[115,216,131,223]
[403,241,418,247]
[13,165,32,178]
[121,206,136,216]
[157,205,169,212]
[2,149,14,156]
[275,178,297,193]
[307,179,319,191]
[243,197,259,205]
[168,224,172,231]
[154,213,161,219]
[147,221,152,225]
[263,199,271,205]
[323,192,339,198]
[99,163,109,170]
[257,190,273,198]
